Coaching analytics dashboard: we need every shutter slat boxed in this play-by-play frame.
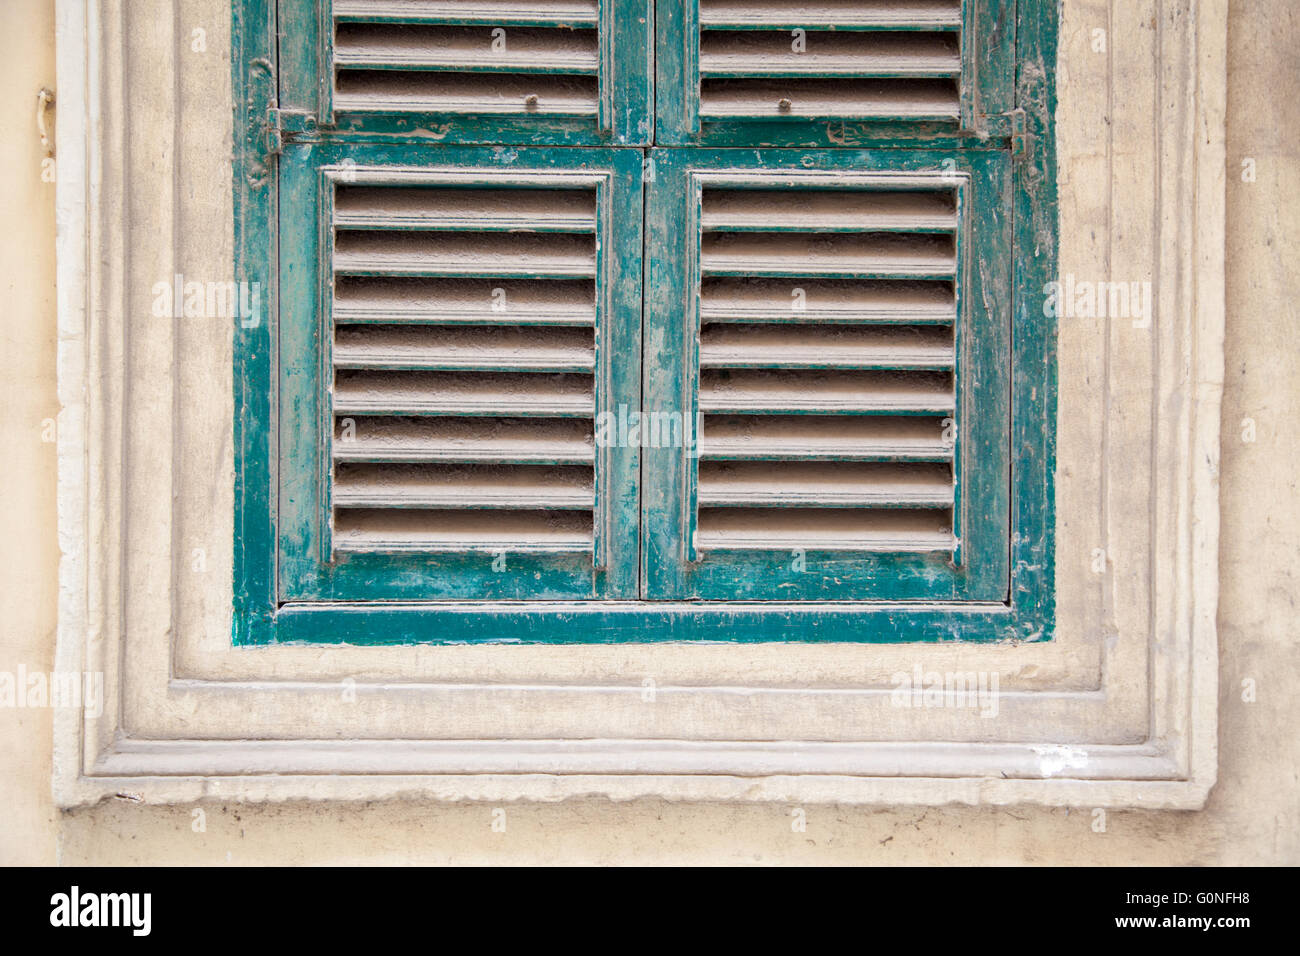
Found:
[699,78,959,121]
[700,277,954,324]
[700,233,956,278]
[700,415,952,461]
[697,0,962,30]
[334,277,596,326]
[333,0,599,28]
[700,324,953,369]
[695,508,953,551]
[334,186,596,232]
[333,231,597,278]
[698,461,953,507]
[699,369,954,414]
[334,70,599,116]
[334,463,593,509]
[333,417,595,464]
[334,509,593,553]
[334,325,595,372]
[702,188,957,233]
[334,24,598,74]
[334,370,594,416]
[699,31,960,78]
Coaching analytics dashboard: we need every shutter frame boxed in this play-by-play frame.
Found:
[276,143,643,601]
[231,0,1058,641]
[278,0,654,146]
[655,0,1016,147]
[642,147,1012,602]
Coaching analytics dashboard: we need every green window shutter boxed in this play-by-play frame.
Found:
[233,0,1057,642]
[655,0,1016,146]
[642,148,1011,601]
[276,144,644,600]
[277,0,654,145]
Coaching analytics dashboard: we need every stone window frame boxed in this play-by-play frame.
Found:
[53,0,1224,808]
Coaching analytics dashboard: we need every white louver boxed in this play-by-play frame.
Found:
[694,180,961,553]
[696,0,962,122]
[328,174,598,553]
[332,0,601,117]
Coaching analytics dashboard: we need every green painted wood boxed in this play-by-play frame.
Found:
[278,0,653,145]
[232,0,1058,644]
[656,0,1016,148]
[641,147,1011,602]
[1005,0,1058,641]
[232,0,279,644]
[276,144,643,602]
[269,601,1028,644]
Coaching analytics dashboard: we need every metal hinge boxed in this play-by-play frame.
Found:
[261,108,319,159]
[1005,108,1030,158]
[967,107,1031,157]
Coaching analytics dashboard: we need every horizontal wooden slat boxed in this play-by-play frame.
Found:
[701,233,955,278]
[334,277,596,325]
[701,415,952,460]
[334,325,594,372]
[700,324,953,369]
[333,370,594,416]
[699,277,955,323]
[698,0,962,30]
[334,70,598,115]
[699,460,952,507]
[334,508,592,552]
[333,463,593,509]
[695,507,953,551]
[335,186,596,232]
[333,0,599,28]
[333,231,597,278]
[701,369,953,414]
[333,417,595,464]
[702,188,957,233]
[699,78,959,120]
[699,30,961,77]
[334,24,599,74]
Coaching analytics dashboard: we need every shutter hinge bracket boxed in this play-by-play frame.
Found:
[1006,108,1030,158]
[261,108,320,159]
[969,108,1030,157]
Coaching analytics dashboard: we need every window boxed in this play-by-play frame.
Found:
[234,0,1055,642]
[54,0,1226,808]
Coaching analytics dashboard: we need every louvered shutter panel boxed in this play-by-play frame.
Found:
[277,145,642,601]
[656,0,1015,145]
[643,149,1011,601]
[278,0,653,145]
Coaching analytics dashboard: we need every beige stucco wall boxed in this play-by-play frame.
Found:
[1,0,1295,864]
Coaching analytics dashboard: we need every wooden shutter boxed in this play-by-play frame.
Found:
[277,144,642,601]
[277,0,653,145]
[656,0,1015,145]
[236,0,1055,642]
[642,148,1011,601]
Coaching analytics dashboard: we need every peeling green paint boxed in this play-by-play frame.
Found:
[233,0,1058,645]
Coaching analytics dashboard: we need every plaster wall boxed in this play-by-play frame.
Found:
[0,0,1294,864]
